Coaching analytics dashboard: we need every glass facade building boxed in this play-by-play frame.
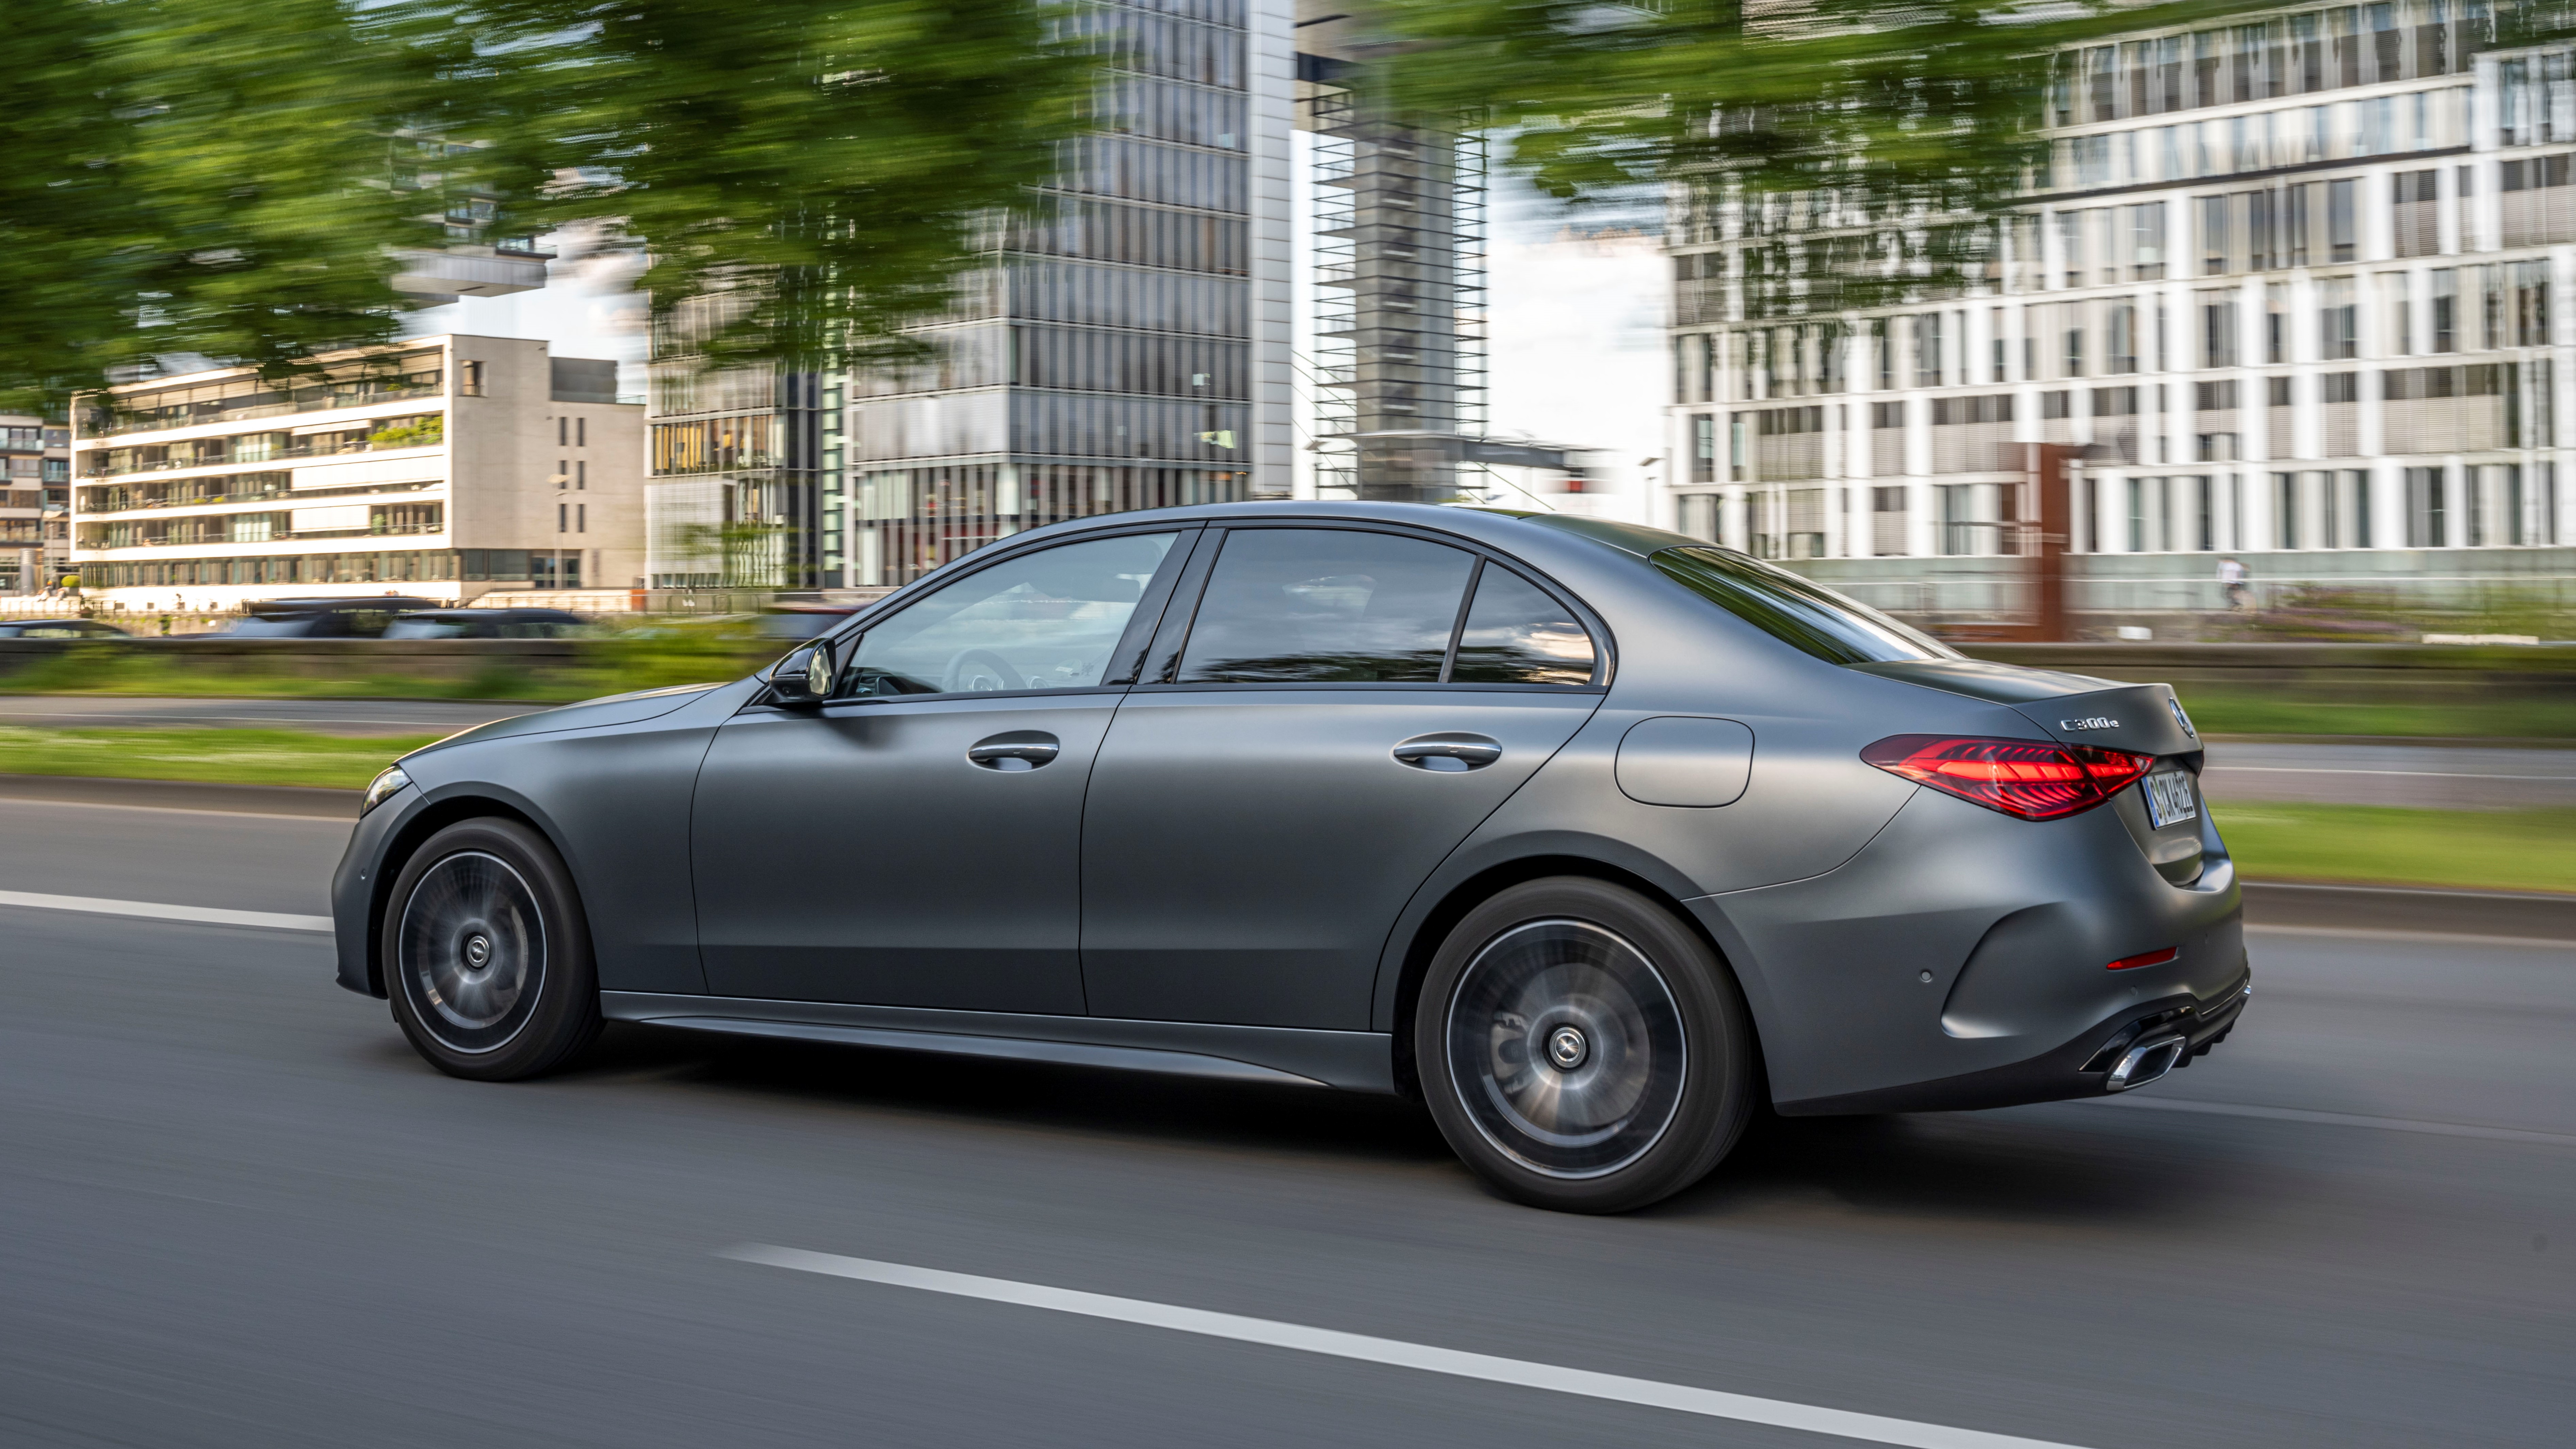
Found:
[1665,1,2576,620]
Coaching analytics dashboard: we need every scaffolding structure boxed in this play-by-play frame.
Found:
[1308,88,1487,501]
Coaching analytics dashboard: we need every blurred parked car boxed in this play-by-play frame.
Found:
[0,620,131,638]
[758,604,859,641]
[383,608,588,640]
[213,597,441,639]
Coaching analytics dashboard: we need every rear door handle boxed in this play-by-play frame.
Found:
[1392,733,1502,771]
[968,733,1061,771]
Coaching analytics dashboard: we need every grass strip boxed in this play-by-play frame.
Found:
[2179,689,2576,741]
[0,727,442,791]
[2213,802,2576,896]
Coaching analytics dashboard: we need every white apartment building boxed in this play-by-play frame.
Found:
[72,336,643,611]
[0,414,71,593]
[1665,1,2576,620]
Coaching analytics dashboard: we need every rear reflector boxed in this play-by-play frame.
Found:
[2107,947,2181,971]
[1862,734,2156,820]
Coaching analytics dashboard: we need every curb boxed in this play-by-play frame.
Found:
[2243,880,2576,943]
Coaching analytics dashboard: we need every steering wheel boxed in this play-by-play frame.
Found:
[943,649,1025,693]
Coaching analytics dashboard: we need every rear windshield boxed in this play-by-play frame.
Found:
[1651,547,1957,665]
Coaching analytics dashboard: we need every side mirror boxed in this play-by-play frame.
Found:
[767,643,833,706]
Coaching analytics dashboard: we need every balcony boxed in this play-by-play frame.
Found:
[85,430,444,478]
[89,384,444,441]
[390,246,549,304]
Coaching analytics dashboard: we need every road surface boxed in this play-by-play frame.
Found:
[0,797,2568,1447]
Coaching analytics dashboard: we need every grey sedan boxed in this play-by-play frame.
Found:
[333,503,2246,1212]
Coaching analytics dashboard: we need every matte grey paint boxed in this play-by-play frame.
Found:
[599,991,1393,1091]
[1613,717,1754,807]
[691,692,1118,1012]
[1079,687,1598,1028]
[335,499,2247,1121]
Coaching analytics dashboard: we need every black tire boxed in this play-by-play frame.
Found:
[1414,877,1756,1213]
[382,818,601,1081]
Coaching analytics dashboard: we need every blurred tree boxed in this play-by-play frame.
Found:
[2,0,438,409]
[1368,0,2236,306]
[454,0,1093,375]
[1,0,1093,407]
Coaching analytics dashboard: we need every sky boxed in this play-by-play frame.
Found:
[412,141,1670,527]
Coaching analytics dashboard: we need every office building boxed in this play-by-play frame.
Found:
[1667,2,2575,621]
[647,0,1297,589]
[72,336,642,610]
[0,414,71,593]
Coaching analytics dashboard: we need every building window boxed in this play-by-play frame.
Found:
[577,504,586,535]
[456,361,485,397]
[2199,290,2236,367]
[577,460,587,489]
[577,418,587,447]
[558,502,568,534]
[2348,469,2374,548]
[2406,465,2446,547]
[1691,414,1715,484]
[2320,277,2358,359]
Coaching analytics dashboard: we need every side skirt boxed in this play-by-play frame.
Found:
[600,991,1396,1093]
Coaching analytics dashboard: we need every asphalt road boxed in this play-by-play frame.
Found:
[2,799,2571,1449]
[2202,740,2576,810]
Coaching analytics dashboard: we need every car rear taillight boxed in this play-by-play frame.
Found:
[1861,734,2156,821]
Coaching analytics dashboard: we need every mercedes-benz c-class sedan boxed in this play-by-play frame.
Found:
[333,503,2247,1212]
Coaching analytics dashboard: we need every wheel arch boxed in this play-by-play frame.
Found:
[1374,846,1768,1105]
[359,791,569,998]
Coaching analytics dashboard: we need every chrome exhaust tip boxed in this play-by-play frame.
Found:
[2104,1033,2188,1092]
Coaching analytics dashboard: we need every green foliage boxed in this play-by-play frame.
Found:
[403,0,1096,373]
[0,725,442,789]
[2,0,439,409]
[366,418,445,449]
[3,0,1097,404]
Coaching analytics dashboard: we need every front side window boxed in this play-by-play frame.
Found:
[1179,528,1474,683]
[843,531,1179,696]
[1653,546,1956,665]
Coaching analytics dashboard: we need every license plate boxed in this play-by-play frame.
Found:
[2141,768,2199,828]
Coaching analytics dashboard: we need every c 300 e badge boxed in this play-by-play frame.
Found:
[2059,716,2120,731]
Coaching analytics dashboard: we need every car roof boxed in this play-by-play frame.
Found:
[976,499,1698,569]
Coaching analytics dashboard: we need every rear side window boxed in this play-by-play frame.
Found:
[1652,546,1955,665]
[1451,566,1596,685]
[1179,528,1474,683]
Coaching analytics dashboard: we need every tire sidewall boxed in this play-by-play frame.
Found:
[1415,877,1754,1212]
[382,818,600,1081]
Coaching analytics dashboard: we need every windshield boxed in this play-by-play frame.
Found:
[1651,547,1957,665]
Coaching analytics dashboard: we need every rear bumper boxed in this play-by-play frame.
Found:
[1690,785,2248,1112]
[1775,968,2251,1115]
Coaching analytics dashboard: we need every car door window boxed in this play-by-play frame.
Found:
[1177,528,1475,683]
[1450,566,1597,686]
[845,531,1180,696]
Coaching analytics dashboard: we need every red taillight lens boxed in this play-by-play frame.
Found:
[1861,734,2156,820]
[2107,947,2181,971]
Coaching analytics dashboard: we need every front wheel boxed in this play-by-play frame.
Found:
[383,818,601,1081]
[1415,878,1756,1213]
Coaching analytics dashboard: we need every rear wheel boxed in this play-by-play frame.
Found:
[383,818,601,1081]
[1415,877,1756,1213]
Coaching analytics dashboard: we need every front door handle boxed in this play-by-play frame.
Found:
[1392,733,1503,772]
[968,733,1061,771]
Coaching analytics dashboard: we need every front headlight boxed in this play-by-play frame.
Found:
[361,765,412,816]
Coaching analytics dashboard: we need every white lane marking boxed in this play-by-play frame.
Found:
[0,889,331,933]
[721,1244,2093,1449]
[0,795,351,824]
[2070,1094,2576,1147]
